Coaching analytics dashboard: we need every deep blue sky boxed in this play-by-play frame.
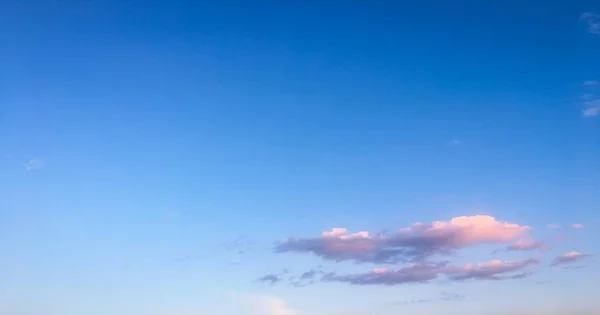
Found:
[1,1,599,314]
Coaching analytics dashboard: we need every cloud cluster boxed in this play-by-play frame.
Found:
[276,216,530,264]
[266,215,589,287]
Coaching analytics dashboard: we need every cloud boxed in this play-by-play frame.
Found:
[571,223,585,229]
[322,262,450,286]
[580,13,600,35]
[582,99,600,117]
[448,139,461,146]
[257,274,283,285]
[505,239,549,252]
[316,258,538,286]
[24,158,44,171]
[224,236,254,254]
[257,270,289,285]
[447,258,539,281]
[551,251,590,266]
[394,292,465,305]
[582,93,595,100]
[289,267,325,287]
[276,215,530,264]
[245,295,299,315]
[582,80,599,86]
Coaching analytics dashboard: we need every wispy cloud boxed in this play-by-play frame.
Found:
[257,274,283,285]
[315,258,538,286]
[551,251,590,266]
[580,12,600,35]
[276,215,530,264]
[257,270,289,285]
[245,295,300,315]
[582,80,599,86]
[224,236,254,254]
[505,239,549,252]
[24,158,44,171]
[393,292,465,305]
[322,262,450,286]
[571,223,585,229]
[447,258,539,281]
[582,99,600,117]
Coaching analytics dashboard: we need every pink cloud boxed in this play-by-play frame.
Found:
[571,223,584,229]
[276,215,530,264]
[551,251,590,266]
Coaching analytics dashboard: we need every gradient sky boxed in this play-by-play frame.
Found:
[1,1,600,314]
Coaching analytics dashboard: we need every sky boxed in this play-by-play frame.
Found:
[1,0,600,314]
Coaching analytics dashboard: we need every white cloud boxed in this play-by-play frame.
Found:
[245,295,300,315]
[582,99,600,117]
[571,223,584,229]
[24,158,44,171]
[583,106,600,117]
[582,80,598,86]
[580,12,600,35]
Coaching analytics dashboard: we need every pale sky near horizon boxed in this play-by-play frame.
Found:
[1,1,600,314]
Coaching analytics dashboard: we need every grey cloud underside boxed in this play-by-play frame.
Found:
[551,253,591,266]
[260,258,539,287]
[447,259,539,281]
[276,229,473,264]
[323,262,449,286]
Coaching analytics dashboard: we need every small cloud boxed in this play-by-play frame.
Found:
[505,239,549,252]
[581,93,595,100]
[571,223,584,229]
[582,99,600,117]
[24,158,44,171]
[582,80,599,86]
[580,12,600,35]
[257,274,283,285]
[256,270,289,286]
[245,294,300,315]
[394,292,465,305]
[546,224,561,229]
[551,251,590,266]
[224,236,254,254]
[448,139,461,146]
[447,258,539,281]
[174,255,203,262]
[289,267,325,287]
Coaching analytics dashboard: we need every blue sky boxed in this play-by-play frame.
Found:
[1,1,600,314]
